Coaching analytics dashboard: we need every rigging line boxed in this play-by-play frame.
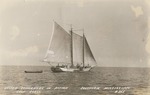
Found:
[47,62,53,66]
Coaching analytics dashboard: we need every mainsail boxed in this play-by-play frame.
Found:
[72,32,83,65]
[45,22,71,64]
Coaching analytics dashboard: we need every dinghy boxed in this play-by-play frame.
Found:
[24,70,43,73]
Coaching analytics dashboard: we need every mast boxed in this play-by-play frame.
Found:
[83,30,85,67]
[70,25,74,67]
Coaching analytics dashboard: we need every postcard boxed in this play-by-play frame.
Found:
[0,0,150,95]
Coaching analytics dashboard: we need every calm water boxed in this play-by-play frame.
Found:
[0,66,150,95]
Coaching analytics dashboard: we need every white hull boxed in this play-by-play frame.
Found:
[60,68,76,72]
[60,67,92,72]
[51,66,93,72]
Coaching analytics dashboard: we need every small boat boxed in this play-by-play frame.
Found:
[24,70,43,73]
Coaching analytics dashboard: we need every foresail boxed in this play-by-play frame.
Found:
[72,33,83,65]
[45,22,71,64]
[84,36,96,66]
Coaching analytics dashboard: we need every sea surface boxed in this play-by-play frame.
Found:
[0,66,150,95]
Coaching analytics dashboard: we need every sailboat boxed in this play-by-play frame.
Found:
[43,21,96,72]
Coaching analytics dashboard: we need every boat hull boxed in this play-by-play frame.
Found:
[24,71,43,73]
[51,66,93,72]
[51,66,64,72]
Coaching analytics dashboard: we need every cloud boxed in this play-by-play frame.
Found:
[4,46,39,57]
[131,5,143,18]
[10,25,20,40]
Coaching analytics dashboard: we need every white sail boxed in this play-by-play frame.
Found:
[72,32,83,65]
[84,36,96,66]
[45,22,71,64]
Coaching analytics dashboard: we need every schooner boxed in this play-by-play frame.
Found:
[43,21,96,72]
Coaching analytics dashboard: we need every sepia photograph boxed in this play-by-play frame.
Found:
[0,0,150,94]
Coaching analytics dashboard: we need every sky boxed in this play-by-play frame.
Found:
[0,0,150,67]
